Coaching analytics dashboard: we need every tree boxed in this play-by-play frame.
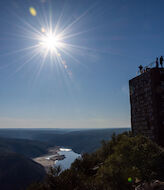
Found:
[27,132,164,190]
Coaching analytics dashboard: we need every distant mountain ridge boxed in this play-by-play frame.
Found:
[0,128,129,153]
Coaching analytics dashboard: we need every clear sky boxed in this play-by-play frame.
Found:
[0,0,164,128]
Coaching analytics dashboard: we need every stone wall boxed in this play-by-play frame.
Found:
[129,70,155,140]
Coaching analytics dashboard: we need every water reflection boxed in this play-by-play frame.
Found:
[55,148,81,170]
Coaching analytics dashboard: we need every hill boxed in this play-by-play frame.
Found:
[0,137,50,158]
[0,128,129,153]
[0,150,46,190]
[31,128,129,153]
[27,132,164,190]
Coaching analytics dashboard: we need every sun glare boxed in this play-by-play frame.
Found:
[39,32,61,52]
[7,4,93,78]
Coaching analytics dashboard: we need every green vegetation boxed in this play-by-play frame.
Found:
[0,128,128,190]
[0,137,50,158]
[0,138,50,190]
[28,132,164,190]
[0,128,129,153]
[0,150,46,190]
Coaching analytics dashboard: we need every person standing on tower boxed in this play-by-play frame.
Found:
[138,65,143,73]
[156,57,159,68]
[160,56,163,68]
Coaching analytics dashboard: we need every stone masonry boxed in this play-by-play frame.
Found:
[129,68,164,146]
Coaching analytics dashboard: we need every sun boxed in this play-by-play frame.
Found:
[39,31,62,52]
[9,5,93,77]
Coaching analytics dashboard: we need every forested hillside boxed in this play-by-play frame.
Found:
[0,151,46,190]
[32,128,129,153]
[0,128,129,153]
[0,137,50,157]
[28,132,164,190]
[0,137,49,189]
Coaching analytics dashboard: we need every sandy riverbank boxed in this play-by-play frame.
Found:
[33,147,65,172]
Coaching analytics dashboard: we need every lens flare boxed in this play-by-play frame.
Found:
[41,27,45,33]
[29,7,37,16]
[5,3,96,79]
[128,177,132,183]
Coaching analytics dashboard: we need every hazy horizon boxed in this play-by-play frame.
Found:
[0,117,130,128]
[0,126,130,129]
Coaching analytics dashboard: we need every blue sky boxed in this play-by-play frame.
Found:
[0,0,164,128]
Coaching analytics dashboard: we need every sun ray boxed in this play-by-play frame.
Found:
[59,4,96,36]
[10,50,41,77]
[0,44,40,57]
[58,28,96,41]
[33,49,49,81]
[58,47,80,64]
[0,1,100,80]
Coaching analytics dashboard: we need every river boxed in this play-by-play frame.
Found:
[55,148,81,170]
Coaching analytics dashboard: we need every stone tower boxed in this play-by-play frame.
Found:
[129,67,164,146]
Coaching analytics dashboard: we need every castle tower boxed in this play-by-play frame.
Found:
[129,67,164,146]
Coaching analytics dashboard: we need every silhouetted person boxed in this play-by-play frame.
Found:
[156,57,159,68]
[138,65,143,73]
[160,56,163,68]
